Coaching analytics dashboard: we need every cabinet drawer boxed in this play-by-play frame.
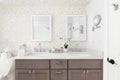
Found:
[51,70,67,80]
[15,59,49,69]
[69,59,102,69]
[50,60,67,69]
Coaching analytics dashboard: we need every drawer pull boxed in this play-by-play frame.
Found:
[32,70,35,73]
[56,60,62,64]
[83,70,85,73]
[86,70,88,73]
[28,70,32,74]
[33,70,35,80]
[56,71,62,74]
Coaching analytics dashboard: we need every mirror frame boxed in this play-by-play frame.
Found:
[93,15,102,26]
[31,15,52,41]
[65,15,86,41]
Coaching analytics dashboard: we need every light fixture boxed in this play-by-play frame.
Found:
[113,3,119,11]
[92,15,102,31]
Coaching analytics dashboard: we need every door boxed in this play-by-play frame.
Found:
[108,0,120,80]
[16,70,32,80]
[68,70,85,80]
[33,70,49,80]
[86,70,102,80]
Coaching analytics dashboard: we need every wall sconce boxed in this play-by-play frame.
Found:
[113,3,119,11]
[92,15,102,31]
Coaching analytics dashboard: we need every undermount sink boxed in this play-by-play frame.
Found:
[28,52,91,57]
[15,51,102,59]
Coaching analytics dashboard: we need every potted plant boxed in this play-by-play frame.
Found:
[64,43,68,52]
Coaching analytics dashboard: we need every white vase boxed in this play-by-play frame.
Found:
[18,49,25,56]
[64,49,68,52]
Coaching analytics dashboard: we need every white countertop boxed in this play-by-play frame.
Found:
[11,52,103,60]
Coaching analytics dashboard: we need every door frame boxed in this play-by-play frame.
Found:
[103,0,109,80]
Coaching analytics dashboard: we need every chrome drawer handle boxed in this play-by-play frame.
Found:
[28,70,32,74]
[32,70,35,80]
[83,70,85,73]
[56,71,62,74]
[56,60,62,64]
[86,70,88,73]
[33,70,35,73]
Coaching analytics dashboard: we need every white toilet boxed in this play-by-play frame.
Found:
[0,59,13,80]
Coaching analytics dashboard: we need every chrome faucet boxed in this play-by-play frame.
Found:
[75,44,79,51]
[38,43,41,52]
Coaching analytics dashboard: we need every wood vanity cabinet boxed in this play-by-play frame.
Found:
[15,59,103,80]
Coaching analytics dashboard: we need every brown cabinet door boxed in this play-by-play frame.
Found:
[33,70,49,80]
[68,70,85,80]
[86,70,102,80]
[16,70,32,80]
[51,70,67,80]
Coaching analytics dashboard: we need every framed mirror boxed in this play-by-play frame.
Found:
[32,15,52,41]
[65,15,86,41]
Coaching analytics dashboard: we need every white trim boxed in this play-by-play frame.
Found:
[103,0,109,80]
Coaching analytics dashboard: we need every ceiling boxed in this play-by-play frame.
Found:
[0,0,91,6]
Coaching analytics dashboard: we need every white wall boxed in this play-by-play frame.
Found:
[0,5,87,55]
[87,1,108,80]
[87,0,104,52]
[107,0,120,80]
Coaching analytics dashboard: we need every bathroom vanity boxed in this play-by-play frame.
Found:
[14,52,103,80]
